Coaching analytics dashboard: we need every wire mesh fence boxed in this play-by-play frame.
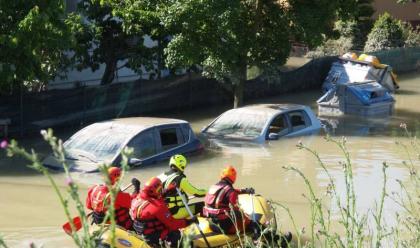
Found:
[1,47,418,138]
[371,47,420,73]
[0,74,228,137]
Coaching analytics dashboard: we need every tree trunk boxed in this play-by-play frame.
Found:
[157,38,162,79]
[101,59,117,85]
[233,65,247,108]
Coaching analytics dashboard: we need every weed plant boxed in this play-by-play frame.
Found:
[275,128,419,248]
[1,125,419,248]
[3,129,132,248]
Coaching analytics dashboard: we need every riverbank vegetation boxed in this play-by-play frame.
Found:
[1,129,133,248]
[307,9,420,58]
[1,124,419,247]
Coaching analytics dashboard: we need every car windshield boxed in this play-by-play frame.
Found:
[64,123,135,162]
[205,110,270,138]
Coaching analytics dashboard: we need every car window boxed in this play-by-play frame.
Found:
[180,124,192,142]
[127,129,157,159]
[267,114,289,138]
[159,127,183,151]
[287,111,310,132]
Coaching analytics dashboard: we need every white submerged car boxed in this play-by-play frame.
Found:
[201,104,321,143]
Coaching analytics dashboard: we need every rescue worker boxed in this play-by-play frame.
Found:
[158,154,207,219]
[130,177,197,247]
[86,167,141,230]
[203,165,255,234]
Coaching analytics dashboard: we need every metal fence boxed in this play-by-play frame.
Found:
[0,74,229,137]
[0,54,387,137]
[371,47,420,73]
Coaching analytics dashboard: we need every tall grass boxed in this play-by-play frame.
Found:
[3,129,132,248]
[1,125,419,248]
[275,129,419,248]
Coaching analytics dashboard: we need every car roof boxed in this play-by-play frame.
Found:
[231,104,308,115]
[91,117,188,134]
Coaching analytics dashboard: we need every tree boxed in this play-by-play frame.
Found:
[353,0,375,50]
[364,13,405,52]
[402,22,420,47]
[306,0,374,58]
[67,0,155,85]
[162,0,357,108]
[0,1,71,94]
[106,0,170,79]
[306,20,362,58]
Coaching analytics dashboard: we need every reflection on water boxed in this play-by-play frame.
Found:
[320,115,392,136]
[0,72,419,247]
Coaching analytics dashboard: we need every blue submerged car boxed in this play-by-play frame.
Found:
[201,104,321,143]
[43,117,203,172]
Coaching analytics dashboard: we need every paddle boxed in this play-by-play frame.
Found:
[249,190,261,240]
[176,187,211,248]
[62,183,133,235]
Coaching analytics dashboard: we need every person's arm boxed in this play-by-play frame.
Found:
[154,200,188,231]
[227,189,239,206]
[179,177,207,196]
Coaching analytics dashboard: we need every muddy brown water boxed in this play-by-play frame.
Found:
[0,72,419,247]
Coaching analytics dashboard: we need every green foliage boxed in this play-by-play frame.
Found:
[67,0,156,85]
[0,234,7,248]
[162,0,357,107]
[306,0,375,58]
[364,13,405,52]
[306,20,362,58]
[402,23,420,48]
[392,125,420,247]
[0,1,72,94]
[107,0,170,79]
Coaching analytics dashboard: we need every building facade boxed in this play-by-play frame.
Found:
[373,0,420,26]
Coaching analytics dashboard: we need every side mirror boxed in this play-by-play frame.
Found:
[268,133,280,140]
[128,158,142,166]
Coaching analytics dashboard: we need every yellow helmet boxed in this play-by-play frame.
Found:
[169,154,187,172]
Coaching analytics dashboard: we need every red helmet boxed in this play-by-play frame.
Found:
[221,165,237,184]
[108,167,121,185]
[142,177,163,198]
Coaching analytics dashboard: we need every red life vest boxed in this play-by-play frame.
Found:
[89,185,132,229]
[90,185,110,213]
[203,182,234,218]
[130,197,165,235]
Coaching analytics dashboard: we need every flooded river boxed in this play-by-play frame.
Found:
[0,72,419,247]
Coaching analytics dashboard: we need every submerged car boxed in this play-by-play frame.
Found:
[201,104,321,143]
[43,117,203,172]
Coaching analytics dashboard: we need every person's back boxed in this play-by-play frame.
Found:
[86,167,140,230]
[203,166,254,234]
[130,177,197,247]
[158,154,207,219]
